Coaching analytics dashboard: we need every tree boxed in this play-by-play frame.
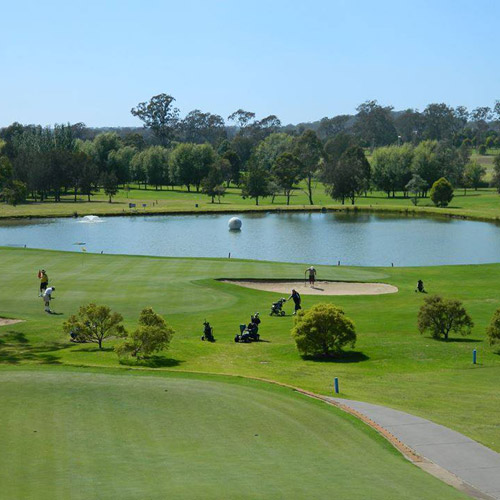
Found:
[486,308,500,347]
[417,295,473,341]
[169,143,197,191]
[463,161,486,192]
[222,149,241,186]
[108,146,136,185]
[371,144,414,197]
[93,132,122,173]
[227,109,256,129]
[142,146,169,189]
[405,174,428,205]
[201,162,226,203]
[181,109,226,145]
[272,152,301,205]
[430,177,454,207]
[354,100,398,147]
[293,130,323,205]
[317,115,350,140]
[3,180,27,206]
[324,146,371,204]
[253,133,293,171]
[131,93,180,146]
[241,166,271,205]
[291,303,356,358]
[323,133,356,164]
[422,103,460,141]
[115,307,174,359]
[193,143,217,192]
[411,140,440,190]
[63,303,126,349]
[491,155,500,193]
[101,171,119,203]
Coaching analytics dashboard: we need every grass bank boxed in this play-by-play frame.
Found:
[1,181,500,223]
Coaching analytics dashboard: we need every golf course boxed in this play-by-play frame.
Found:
[0,243,499,498]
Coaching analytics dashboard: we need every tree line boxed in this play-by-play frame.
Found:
[1,94,500,206]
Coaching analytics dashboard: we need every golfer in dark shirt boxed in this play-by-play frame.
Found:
[288,289,301,315]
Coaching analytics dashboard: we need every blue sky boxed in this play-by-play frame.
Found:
[1,0,498,127]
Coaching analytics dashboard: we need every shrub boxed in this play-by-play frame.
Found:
[486,308,500,347]
[417,295,473,340]
[430,177,454,207]
[291,303,356,357]
[115,307,174,359]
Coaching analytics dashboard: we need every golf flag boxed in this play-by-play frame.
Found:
[81,247,87,252]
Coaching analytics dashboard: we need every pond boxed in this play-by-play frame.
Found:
[0,212,499,267]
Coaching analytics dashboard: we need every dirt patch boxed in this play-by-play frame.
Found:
[0,318,24,327]
[220,280,398,296]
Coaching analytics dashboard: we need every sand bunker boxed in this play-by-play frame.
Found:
[221,280,398,296]
[0,318,24,327]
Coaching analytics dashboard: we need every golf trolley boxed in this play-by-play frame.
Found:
[201,321,215,342]
[270,298,286,316]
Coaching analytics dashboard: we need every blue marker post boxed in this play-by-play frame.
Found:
[334,377,339,394]
[473,349,477,365]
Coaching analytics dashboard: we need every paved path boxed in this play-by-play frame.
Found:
[328,398,500,500]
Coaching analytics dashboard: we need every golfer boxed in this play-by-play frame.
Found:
[38,269,49,296]
[288,289,301,315]
[42,286,55,313]
[305,266,317,286]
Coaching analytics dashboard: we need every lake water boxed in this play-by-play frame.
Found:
[0,212,499,267]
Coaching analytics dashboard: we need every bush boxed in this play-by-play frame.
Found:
[478,144,487,155]
[430,177,454,207]
[115,307,174,359]
[486,308,500,347]
[291,303,356,357]
[417,295,473,340]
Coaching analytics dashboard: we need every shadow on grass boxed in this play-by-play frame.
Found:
[119,355,183,368]
[436,337,482,343]
[301,351,369,363]
[0,330,70,365]
[71,346,114,353]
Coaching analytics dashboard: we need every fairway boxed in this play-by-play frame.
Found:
[0,369,466,500]
[0,246,499,455]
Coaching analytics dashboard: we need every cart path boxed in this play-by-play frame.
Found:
[328,397,500,499]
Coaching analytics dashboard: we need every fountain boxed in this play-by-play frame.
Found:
[80,215,103,223]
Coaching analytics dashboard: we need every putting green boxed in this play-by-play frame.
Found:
[0,369,466,500]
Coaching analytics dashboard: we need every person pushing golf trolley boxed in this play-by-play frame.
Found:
[288,289,301,315]
[305,266,317,287]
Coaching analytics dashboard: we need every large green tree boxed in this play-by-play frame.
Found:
[241,166,271,205]
[131,93,180,146]
[293,130,323,205]
[272,152,301,205]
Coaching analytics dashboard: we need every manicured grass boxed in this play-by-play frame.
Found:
[1,179,500,222]
[0,368,466,500]
[1,247,499,453]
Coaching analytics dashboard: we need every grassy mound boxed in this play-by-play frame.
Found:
[0,369,466,499]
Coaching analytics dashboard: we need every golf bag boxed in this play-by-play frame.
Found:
[201,321,215,342]
[270,298,286,316]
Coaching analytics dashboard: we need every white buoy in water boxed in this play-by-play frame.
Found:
[228,217,242,231]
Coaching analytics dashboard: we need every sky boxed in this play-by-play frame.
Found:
[1,0,498,127]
